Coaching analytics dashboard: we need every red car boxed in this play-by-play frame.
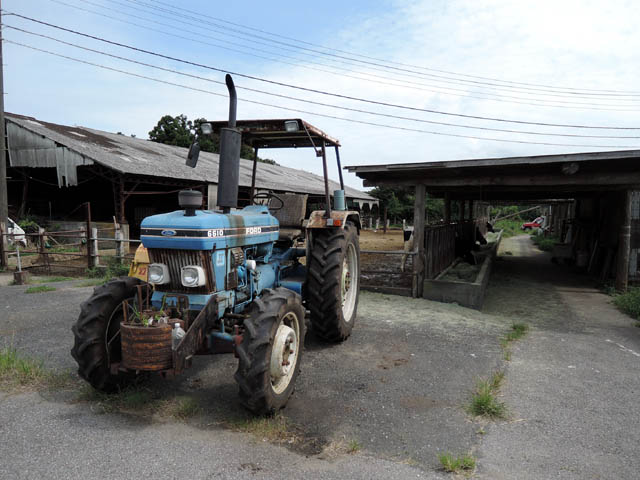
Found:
[521,216,545,230]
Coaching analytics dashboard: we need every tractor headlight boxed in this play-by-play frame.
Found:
[181,265,206,287]
[148,263,169,284]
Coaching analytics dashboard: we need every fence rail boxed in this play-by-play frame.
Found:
[0,222,140,274]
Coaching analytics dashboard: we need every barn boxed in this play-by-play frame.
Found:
[5,113,377,238]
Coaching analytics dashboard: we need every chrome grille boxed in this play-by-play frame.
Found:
[148,249,214,294]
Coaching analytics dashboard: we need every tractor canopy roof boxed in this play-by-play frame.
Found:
[204,119,340,149]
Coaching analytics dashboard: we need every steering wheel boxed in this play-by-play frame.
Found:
[252,192,284,211]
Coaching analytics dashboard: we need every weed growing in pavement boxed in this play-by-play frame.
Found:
[347,439,362,453]
[467,372,507,419]
[505,323,529,342]
[25,285,56,294]
[438,452,476,473]
[0,346,75,391]
[500,323,529,361]
[74,279,106,288]
[77,384,158,414]
[166,396,201,420]
[613,287,640,320]
[229,414,299,445]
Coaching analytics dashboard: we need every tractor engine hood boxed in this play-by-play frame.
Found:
[140,205,279,250]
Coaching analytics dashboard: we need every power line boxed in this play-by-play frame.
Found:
[59,0,640,108]
[148,0,640,96]
[7,25,640,141]
[116,0,640,98]
[6,12,640,131]
[6,39,640,150]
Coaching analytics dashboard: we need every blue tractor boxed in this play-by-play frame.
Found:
[71,75,361,414]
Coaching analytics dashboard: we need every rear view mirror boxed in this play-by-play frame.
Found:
[186,140,200,168]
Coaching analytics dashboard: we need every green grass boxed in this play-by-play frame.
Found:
[347,439,362,454]
[166,396,201,420]
[613,287,640,320]
[493,218,524,238]
[500,323,529,361]
[25,285,57,294]
[77,385,202,421]
[467,372,507,418]
[505,323,529,342]
[85,258,131,283]
[34,276,73,283]
[229,414,298,444]
[77,385,156,414]
[74,278,106,288]
[0,346,75,391]
[531,234,559,252]
[438,452,476,473]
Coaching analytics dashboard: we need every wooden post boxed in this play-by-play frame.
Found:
[412,184,426,298]
[86,202,92,269]
[383,207,388,234]
[115,226,124,263]
[91,227,99,267]
[38,227,49,272]
[616,190,632,291]
[460,200,465,222]
[444,193,451,224]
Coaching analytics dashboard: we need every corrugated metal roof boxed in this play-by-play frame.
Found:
[6,113,374,202]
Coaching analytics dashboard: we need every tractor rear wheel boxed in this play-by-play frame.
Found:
[234,288,306,415]
[306,223,360,342]
[71,276,148,392]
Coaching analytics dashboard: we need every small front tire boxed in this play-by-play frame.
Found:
[234,288,306,415]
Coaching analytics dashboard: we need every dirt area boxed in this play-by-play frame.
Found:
[359,229,405,251]
[359,229,413,293]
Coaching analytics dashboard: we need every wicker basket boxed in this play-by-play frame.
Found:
[120,323,173,371]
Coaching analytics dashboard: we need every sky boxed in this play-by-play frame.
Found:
[4,0,640,191]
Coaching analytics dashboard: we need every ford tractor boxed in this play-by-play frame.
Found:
[71,75,361,415]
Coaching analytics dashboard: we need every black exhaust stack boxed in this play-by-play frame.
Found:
[217,74,242,214]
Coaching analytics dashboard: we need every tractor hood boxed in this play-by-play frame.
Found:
[140,205,279,250]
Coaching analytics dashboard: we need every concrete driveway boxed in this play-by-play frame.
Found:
[477,235,640,479]
[2,235,638,479]
[0,275,507,479]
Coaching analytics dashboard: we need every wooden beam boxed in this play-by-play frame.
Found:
[363,172,640,188]
[444,192,451,224]
[616,190,632,291]
[412,184,426,298]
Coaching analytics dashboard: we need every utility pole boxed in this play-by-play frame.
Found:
[0,1,9,268]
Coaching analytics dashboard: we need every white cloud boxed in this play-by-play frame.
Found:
[5,0,640,191]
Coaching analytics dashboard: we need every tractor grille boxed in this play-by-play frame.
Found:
[148,248,214,294]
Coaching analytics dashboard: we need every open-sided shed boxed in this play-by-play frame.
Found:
[347,149,640,295]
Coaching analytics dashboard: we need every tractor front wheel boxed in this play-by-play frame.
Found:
[306,223,360,342]
[71,276,148,392]
[234,288,306,415]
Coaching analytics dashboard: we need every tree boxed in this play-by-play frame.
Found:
[369,185,445,225]
[148,114,277,165]
[148,114,193,148]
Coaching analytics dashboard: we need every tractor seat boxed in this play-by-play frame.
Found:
[269,193,308,242]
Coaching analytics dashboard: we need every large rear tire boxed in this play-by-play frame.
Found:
[234,288,306,415]
[71,276,148,392]
[306,223,360,342]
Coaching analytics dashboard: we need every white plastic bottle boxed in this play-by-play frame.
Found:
[172,322,186,350]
